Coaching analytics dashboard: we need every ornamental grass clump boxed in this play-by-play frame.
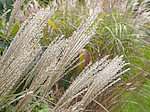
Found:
[0,0,149,112]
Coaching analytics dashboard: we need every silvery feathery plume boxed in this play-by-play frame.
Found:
[14,36,71,112]
[77,56,130,111]
[85,0,101,9]
[54,56,110,111]
[14,2,102,111]
[0,7,56,101]
[55,56,130,112]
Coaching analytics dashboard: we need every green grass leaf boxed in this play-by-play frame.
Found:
[48,20,58,32]
[10,23,19,36]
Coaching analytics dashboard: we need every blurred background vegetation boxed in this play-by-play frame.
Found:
[0,0,150,112]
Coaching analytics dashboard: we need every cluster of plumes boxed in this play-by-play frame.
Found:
[0,0,56,102]
[0,0,130,112]
[14,2,102,111]
[54,55,130,112]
